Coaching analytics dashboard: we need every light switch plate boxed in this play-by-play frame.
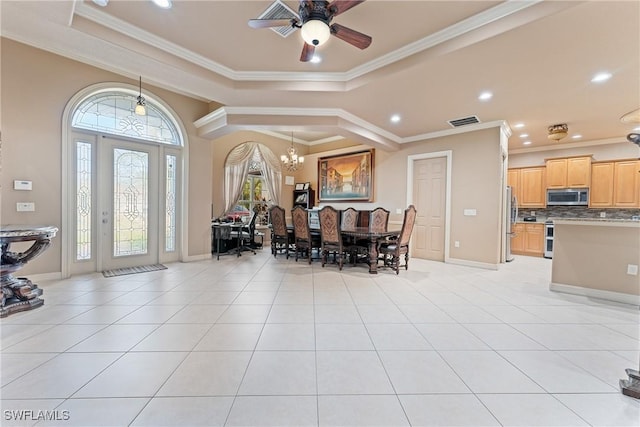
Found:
[463,209,477,216]
[16,202,35,212]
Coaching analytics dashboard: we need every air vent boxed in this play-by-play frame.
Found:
[447,116,481,128]
[257,0,299,38]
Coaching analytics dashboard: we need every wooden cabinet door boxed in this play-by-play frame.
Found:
[511,223,525,253]
[589,162,614,207]
[524,223,544,256]
[507,169,520,202]
[614,160,640,207]
[567,157,591,187]
[546,159,567,188]
[520,167,546,207]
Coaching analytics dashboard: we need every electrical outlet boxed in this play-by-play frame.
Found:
[627,264,638,276]
[454,241,460,248]
[396,208,402,214]
[600,212,606,218]
[531,211,536,216]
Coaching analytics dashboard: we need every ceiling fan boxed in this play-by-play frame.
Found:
[248,0,372,62]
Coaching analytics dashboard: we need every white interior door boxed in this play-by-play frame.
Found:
[412,157,447,261]
[99,137,159,270]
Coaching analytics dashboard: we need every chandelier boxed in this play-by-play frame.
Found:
[281,134,304,171]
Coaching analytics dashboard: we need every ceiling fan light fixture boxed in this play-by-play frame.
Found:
[301,19,331,46]
[547,123,568,141]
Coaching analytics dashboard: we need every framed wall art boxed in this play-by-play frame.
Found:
[318,149,374,202]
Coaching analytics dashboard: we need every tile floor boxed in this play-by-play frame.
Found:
[1,252,639,426]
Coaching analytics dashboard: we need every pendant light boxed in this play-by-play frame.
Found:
[281,133,304,171]
[134,76,146,116]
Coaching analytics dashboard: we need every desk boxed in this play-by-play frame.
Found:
[341,228,400,274]
[211,223,243,260]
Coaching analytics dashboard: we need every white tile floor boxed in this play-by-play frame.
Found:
[1,253,639,426]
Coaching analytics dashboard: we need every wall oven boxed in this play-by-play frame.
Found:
[544,220,554,258]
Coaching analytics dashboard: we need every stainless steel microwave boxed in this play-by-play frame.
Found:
[546,188,589,206]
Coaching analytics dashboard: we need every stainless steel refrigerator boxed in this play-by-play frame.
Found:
[505,186,517,262]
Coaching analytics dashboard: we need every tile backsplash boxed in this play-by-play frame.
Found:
[519,206,640,220]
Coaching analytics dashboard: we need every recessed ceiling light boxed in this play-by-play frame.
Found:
[572,134,582,139]
[92,0,109,6]
[634,126,640,131]
[523,141,532,145]
[591,72,612,83]
[513,123,525,129]
[310,55,322,64]
[151,0,172,9]
[519,133,529,138]
[390,114,401,123]
[478,91,493,101]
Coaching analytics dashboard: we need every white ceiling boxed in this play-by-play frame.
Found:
[2,0,639,152]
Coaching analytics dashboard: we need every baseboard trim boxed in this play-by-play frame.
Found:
[182,253,213,262]
[27,272,64,282]
[550,282,640,307]
[446,257,499,270]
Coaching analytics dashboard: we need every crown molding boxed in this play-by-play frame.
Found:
[509,136,630,154]
[73,0,541,85]
[254,130,344,146]
[402,120,510,144]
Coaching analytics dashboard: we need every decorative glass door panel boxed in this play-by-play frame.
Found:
[101,139,158,270]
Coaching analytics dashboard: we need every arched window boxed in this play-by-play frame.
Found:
[72,90,182,146]
[223,143,282,225]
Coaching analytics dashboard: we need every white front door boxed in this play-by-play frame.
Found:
[99,137,159,271]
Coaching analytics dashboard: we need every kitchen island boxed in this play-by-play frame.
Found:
[550,218,640,306]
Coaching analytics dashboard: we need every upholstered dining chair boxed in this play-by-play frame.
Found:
[268,205,289,259]
[378,205,417,274]
[369,207,390,233]
[341,208,358,231]
[291,206,320,264]
[318,205,346,270]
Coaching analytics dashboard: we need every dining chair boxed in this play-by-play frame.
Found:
[369,207,390,232]
[291,206,320,264]
[340,207,362,263]
[378,205,417,274]
[268,205,290,259]
[318,205,346,270]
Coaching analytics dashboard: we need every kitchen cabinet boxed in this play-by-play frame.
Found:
[613,160,640,207]
[508,167,545,208]
[507,169,520,199]
[519,167,546,208]
[511,223,525,253]
[546,156,591,188]
[589,160,639,208]
[511,222,544,257]
[589,162,614,207]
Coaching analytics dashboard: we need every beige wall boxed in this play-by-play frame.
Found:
[214,127,505,266]
[552,222,640,297]
[1,39,212,275]
[509,141,638,168]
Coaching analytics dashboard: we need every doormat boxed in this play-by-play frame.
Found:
[102,264,167,278]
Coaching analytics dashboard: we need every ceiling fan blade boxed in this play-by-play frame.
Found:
[330,23,371,49]
[300,42,315,62]
[329,0,366,16]
[248,18,295,29]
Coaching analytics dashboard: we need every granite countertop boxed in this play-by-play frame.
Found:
[552,217,640,227]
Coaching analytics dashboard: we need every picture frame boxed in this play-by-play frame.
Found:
[295,193,307,203]
[295,183,305,190]
[303,182,310,190]
[318,149,374,202]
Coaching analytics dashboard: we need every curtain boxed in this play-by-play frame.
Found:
[222,142,282,217]
[256,144,282,207]
[222,142,255,216]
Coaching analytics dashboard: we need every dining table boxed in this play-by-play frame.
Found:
[341,227,400,274]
